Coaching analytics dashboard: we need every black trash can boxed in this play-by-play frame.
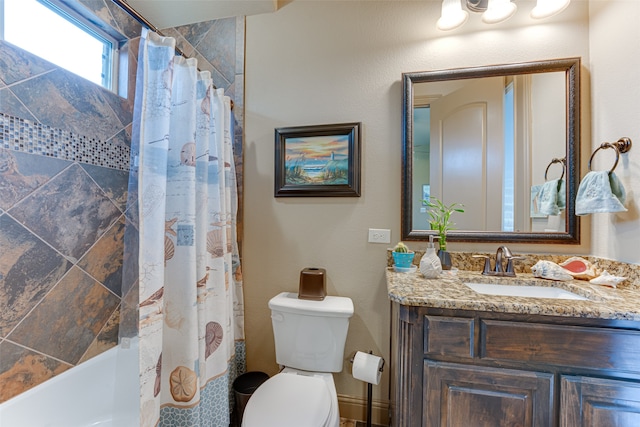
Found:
[232,371,269,426]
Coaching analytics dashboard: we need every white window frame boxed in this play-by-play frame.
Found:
[0,0,122,94]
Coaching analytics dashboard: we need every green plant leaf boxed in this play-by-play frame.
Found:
[423,197,464,251]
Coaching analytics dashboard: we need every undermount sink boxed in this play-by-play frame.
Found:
[464,282,588,300]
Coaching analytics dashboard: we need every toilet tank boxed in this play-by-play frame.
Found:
[269,292,354,373]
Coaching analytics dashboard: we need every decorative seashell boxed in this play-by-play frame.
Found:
[180,142,197,166]
[530,260,573,281]
[589,270,626,288]
[165,236,175,263]
[205,321,224,359]
[559,256,599,280]
[169,366,197,403]
[164,300,185,329]
[207,229,224,258]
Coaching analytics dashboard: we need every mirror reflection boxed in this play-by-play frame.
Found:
[402,58,581,243]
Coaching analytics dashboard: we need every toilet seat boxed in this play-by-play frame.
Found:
[242,371,333,427]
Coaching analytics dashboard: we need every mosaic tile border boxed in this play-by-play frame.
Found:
[0,113,130,171]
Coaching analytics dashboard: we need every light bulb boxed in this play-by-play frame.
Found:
[531,0,571,19]
[437,0,469,31]
[482,0,517,24]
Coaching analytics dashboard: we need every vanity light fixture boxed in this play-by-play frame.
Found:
[531,0,571,19]
[436,0,469,31]
[437,0,571,31]
[482,0,517,24]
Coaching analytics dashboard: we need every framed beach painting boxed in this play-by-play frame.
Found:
[274,122,361,197]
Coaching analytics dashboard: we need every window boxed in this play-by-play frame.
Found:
[1,0,119,91]
[502,81,515,232]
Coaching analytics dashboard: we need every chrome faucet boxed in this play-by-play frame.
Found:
[495,246,512,274]
[474,246,523,277]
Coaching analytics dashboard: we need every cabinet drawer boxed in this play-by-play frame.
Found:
[424,316,474,358]
[481,320,640,374]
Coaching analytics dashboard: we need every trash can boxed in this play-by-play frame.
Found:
[233,371,269,426]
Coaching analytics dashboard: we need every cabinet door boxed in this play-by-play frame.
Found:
[425,361,554,427]
[561,375,640,427]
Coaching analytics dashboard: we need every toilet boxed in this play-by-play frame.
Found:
[242,291,354,427]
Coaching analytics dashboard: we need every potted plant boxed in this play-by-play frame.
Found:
[424,197,464,270]
[391,241,415,270]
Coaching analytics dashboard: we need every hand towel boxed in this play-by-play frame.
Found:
[575,171,627,215]
[557,179,566,210]
[537,178,566,216]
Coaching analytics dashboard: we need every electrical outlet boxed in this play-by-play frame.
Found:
[368,228,391,244]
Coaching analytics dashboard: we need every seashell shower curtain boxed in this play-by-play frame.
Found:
[130,29,245,426]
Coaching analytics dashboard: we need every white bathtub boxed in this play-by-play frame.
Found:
[0,340,139,427]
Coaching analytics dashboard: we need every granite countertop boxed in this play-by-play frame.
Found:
[386,268,640,321]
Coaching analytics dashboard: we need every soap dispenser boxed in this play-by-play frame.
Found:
[420,235,442,279]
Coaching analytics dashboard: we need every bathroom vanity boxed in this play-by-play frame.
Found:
[387,268,640,427]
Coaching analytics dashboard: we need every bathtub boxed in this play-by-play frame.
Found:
[0,339,139,427]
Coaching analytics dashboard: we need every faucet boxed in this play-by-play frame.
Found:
[495,246,512,274]
[474,246,523,277]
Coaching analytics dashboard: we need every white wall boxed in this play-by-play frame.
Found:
[589,0,640,264]
[244,0,592,415]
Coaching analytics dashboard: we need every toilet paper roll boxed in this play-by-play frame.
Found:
[352,351,383,385]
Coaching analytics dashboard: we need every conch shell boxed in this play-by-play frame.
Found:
[589,270,626,288]
[559,256,599,280]
[531,260,573,281]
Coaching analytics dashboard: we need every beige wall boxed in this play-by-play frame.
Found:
[242,0,640,421]
[589,0,640,264]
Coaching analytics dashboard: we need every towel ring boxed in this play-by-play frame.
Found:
[588,137,633,173]
[544,157,566,181]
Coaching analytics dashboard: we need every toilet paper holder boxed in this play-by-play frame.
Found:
[349,350,385,374]
[350,351,385,427]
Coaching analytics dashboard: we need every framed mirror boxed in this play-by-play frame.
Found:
[402,58,580,243]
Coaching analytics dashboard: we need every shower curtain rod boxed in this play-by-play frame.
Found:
[110,0,220,91]
[111,0,192,64]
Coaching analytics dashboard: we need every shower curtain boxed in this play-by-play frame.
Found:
[131,29,245,427]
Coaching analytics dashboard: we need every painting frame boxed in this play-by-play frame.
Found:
[274,122,361,197]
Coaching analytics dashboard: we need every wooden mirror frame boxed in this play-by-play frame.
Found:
[401,57,581,244]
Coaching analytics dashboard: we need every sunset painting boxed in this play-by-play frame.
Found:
[284,135,349,185]
[275,122,361,197]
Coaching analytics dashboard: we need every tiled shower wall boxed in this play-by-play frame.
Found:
[0,0,244,403]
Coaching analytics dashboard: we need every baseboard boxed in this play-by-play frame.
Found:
[338,393,390,426]
[355,422,387,427]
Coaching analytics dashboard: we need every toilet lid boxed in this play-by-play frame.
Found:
[242,372,331,427]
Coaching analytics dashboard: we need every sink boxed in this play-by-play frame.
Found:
[464,282,588,300]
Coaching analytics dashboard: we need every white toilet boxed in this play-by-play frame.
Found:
[242,291,354,427]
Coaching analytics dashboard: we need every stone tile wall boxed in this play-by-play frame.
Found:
[0,148,133,402]
[0,0,244,403]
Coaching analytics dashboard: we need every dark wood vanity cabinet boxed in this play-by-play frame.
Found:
[390,303,640,427]
[424,361,554,426]
[560,376,640,426]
